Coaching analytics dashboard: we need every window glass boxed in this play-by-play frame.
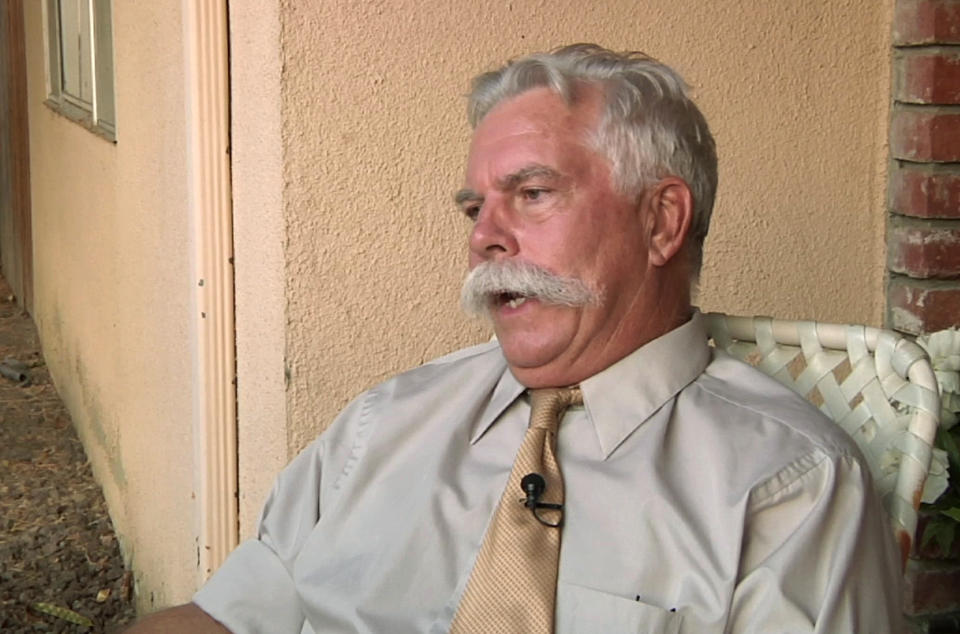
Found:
[45,0,114,140]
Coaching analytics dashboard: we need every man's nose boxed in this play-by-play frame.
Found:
[468,203,519,260]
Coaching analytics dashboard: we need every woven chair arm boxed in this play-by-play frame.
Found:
[705,312,942,569]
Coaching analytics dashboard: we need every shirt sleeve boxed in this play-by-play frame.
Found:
[727,450,904,633]
[193,391,371,634]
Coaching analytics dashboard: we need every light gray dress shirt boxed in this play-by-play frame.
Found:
[194,314,903,633]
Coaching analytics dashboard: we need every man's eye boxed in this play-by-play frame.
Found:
[522,188,549,202]
[463,205,480,221]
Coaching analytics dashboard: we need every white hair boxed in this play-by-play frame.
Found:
[467,43,718,275]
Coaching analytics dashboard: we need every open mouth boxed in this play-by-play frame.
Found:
[496,292,530,309]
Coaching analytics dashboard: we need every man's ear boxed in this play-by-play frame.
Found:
[644,177,693,267]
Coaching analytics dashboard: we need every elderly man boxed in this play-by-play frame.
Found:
[131,44,902,633]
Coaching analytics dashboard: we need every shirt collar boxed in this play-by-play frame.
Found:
[469,312,710,455]
[469,360,526,444]
[581,311,710,458]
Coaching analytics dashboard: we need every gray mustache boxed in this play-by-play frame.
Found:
[460,260,600,317]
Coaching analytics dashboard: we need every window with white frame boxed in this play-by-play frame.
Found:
[44,0,115,141]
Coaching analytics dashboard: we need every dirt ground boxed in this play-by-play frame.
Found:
[0,275,137,632]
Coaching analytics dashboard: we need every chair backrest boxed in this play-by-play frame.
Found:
[705,313,941,568]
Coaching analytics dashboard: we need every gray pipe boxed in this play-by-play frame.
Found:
[0,363,26,382]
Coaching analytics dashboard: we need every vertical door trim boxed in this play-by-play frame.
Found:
[3,0,33,313]
[183,0,238,582]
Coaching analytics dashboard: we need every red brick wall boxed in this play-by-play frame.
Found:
[889,0,960,336]
[891,3,960,631]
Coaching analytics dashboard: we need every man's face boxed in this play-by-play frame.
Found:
[458,87,659,388]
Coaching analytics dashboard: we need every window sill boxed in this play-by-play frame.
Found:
[43,98,116,143]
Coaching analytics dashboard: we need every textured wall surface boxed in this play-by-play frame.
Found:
[228,1,288,538]
[268,0,893,477]
[22,1,197,609]
[695,2,893,324]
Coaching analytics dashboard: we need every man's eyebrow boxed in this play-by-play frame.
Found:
[497,164,561,190]
[454,188,480,206]
[454,164,562,206]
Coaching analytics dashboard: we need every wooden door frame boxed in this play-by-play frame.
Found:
[1,0,33,314]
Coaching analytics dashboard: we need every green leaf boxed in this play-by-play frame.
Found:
[31,602,93,627]
[942,507,960,523]
[940,426,960,475]
[921,517,956,554]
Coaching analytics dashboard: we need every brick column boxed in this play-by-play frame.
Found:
[889,3,960,631]
[888,0,960,335]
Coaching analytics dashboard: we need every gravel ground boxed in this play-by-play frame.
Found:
[0,276,137,632]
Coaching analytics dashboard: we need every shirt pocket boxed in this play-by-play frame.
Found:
[556,583,682,634]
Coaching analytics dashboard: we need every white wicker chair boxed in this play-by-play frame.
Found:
[705,313,941,568]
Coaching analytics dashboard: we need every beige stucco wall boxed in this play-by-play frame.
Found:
[23,1,198,609]
[229,1,288,537]
[228,0,892,537]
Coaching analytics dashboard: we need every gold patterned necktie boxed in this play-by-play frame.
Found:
[451,386,583,633]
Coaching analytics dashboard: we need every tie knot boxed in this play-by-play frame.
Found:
[529,386,583,431]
